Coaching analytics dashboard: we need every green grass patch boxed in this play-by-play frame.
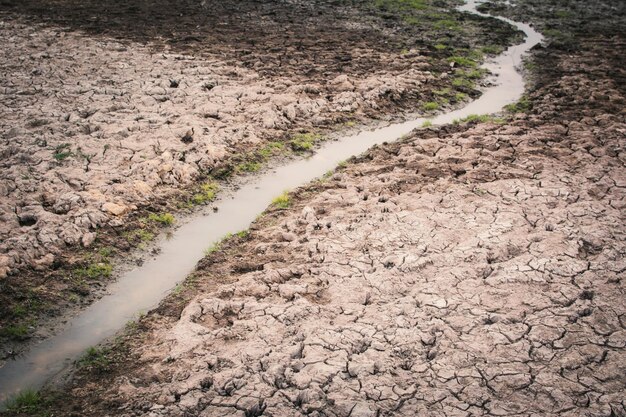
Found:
[191,181,219,205]
[454,92,468,101]
[453,114,505,124]
[447,55,478,67]
[146,212,175,226]
[272,192,291,209]
[421,120,433,127]
[505,96,532,113]
[237,160,263,173]
[75,262,112,280]
[375,0,427,11]
[78,346,110,373]
[481,45,504,55]
[289,132,321,152]
[1,324,30,340]
[452,77,475,89]
[423,102,439,111]
[434,43,447,50]
[257,141,285,159]
[434,19,460,30]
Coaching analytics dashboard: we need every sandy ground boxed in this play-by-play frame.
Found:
[32,3,626,414]
[0,0,518,346]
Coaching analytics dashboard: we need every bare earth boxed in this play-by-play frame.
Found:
[46,21,626,417]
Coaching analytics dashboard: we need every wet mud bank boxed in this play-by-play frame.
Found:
[0,0,519,352]
[11,0,624,415]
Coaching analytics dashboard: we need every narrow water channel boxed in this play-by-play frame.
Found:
[0,0,542,404]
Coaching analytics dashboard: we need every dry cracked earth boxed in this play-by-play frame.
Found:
[0,0,518,344]
[39,11,626,417]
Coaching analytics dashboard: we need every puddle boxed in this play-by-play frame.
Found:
[0,0,542,404]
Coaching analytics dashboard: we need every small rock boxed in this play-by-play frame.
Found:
[102,202,128,216]
[81,232,96,248]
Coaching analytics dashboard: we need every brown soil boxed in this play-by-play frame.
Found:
[23,3,626,415]
[0,0,518,352]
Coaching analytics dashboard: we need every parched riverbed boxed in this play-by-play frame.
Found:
[1,0,625,415]
[0,0,518,354]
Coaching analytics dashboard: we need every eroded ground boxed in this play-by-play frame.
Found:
[0,0,517,347]
[26,5,626,416]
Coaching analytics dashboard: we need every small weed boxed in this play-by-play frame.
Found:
[272,192,291,209]
[421,120,433,127]
[53,143,73,161]
[146,212,175,226]
[12,304,27,317]
[434,43,447,50]
[204,232,233,256]
[423,102,439,111]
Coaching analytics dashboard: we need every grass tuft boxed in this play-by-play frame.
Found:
[5,389,42,413]
[272,192,291,209]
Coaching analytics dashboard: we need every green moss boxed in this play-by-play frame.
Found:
[75,262,112,280]
[272,192,291,209]
[434,43,448,50]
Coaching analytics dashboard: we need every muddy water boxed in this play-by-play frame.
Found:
[0,0,541,404]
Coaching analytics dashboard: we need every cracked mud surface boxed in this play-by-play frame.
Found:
[0,0,519,343]
[35,12,626,417]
